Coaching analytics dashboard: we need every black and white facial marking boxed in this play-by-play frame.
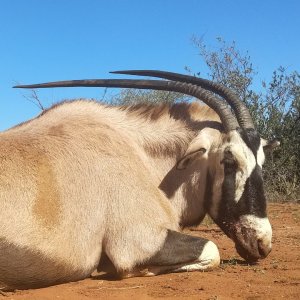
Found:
[209,129,272,262]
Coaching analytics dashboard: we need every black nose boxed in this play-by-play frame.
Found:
[235,243,259,263]
[257,240,272,258]
[235,239,272,262]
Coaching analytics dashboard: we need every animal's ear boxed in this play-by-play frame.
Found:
[176,147,207,170]
[261,138,280,152]
[177,128,216,170]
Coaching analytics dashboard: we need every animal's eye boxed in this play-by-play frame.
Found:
[221,150,238,168]
[221,157,237,166]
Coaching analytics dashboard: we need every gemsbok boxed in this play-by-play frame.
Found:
[0,70,277,290]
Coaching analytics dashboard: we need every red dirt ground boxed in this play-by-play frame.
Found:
[1,203,299,300]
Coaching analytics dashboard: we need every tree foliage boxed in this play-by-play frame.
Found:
[189,37,300,201]
[260,69,300,200]
[112,89,186,106]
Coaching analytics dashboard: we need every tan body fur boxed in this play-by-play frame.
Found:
[0,100,221,290]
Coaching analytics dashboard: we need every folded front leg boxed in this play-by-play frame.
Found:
[121,230,220,278]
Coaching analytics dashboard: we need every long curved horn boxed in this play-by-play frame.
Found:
[14,79,239,132]
[111,70,255,129]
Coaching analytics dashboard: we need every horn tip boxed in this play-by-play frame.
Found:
[110,70,133,74]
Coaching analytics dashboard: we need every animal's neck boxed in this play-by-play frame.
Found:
[121,103,218,227]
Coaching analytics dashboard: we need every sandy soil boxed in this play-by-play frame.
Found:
[1,203,299,300]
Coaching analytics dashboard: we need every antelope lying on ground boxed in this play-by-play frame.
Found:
[0,71,277,290]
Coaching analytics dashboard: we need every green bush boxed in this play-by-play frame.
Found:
[190,37,299,202]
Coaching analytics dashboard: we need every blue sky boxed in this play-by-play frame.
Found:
[1,0,299,130]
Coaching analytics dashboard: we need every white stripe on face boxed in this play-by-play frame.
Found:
[256,142,265,168]
[222,132,257,202]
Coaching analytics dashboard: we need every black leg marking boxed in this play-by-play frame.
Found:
[148,230,209,266]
